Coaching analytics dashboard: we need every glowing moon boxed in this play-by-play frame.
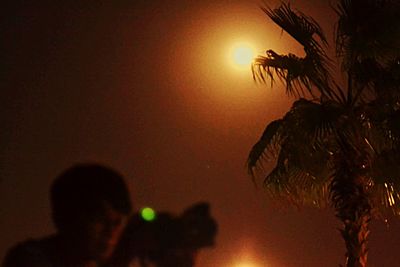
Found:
[233,47,253,65]
[229,43,255,68]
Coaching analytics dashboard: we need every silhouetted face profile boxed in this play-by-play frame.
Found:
[68,201,128,262]
[51,164,132,263]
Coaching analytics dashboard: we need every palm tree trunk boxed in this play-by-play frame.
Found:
[331,155,372,267]
[340,201,371,267]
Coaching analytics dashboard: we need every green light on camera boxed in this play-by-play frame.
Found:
[141,207,156,221]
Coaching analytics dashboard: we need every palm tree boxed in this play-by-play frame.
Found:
[247,1,400,266]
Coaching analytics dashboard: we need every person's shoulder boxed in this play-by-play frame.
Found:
[2,237,53,267]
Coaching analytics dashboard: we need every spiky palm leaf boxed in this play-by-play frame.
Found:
[248,99,349,207]
[348,57,400,105]
[261,3,327,53]
[253,3,334,100]
[367,149,400,215]
[335,0,400,68]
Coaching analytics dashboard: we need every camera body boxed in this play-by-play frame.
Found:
[113,202,217,267]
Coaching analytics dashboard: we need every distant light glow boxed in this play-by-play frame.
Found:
[141,207,156,221]
[230,246,263,267]
[234,263,258,267]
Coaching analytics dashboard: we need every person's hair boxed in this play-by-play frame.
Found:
[50,163,132,231]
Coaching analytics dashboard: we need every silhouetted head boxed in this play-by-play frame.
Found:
[50,163,133,261]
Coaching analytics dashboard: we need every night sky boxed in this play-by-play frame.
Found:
[2,1,400,266]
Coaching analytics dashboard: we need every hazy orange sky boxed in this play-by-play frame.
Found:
[2,1,400,266]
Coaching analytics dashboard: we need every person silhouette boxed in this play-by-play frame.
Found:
[3,164,133,267]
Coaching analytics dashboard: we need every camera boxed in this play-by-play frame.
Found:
[112,202,217,267]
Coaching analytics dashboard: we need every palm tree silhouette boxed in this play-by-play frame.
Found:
[247,1,400,266]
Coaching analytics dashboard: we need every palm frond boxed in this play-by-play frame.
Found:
[369,150,400,185]
[248,98,350,202]
[371,182,400,216]
[247,119,283,176]
[252,50,311,97]
[335,0,400,69]
[252,49,333,98]
[349,56,400,105]
[262,143,332,208]
[262,3,327,52]
[386,110,400,145]
[284,99,345,142]
[374,58,400,101]
[255,3,333,98]
[368,149,400,215]
[357,101,400,152]
[248,98,346,177]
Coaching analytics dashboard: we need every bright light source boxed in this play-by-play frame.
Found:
[232,47,254,66]
[140,207,156,221]
[229,42,255,68]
